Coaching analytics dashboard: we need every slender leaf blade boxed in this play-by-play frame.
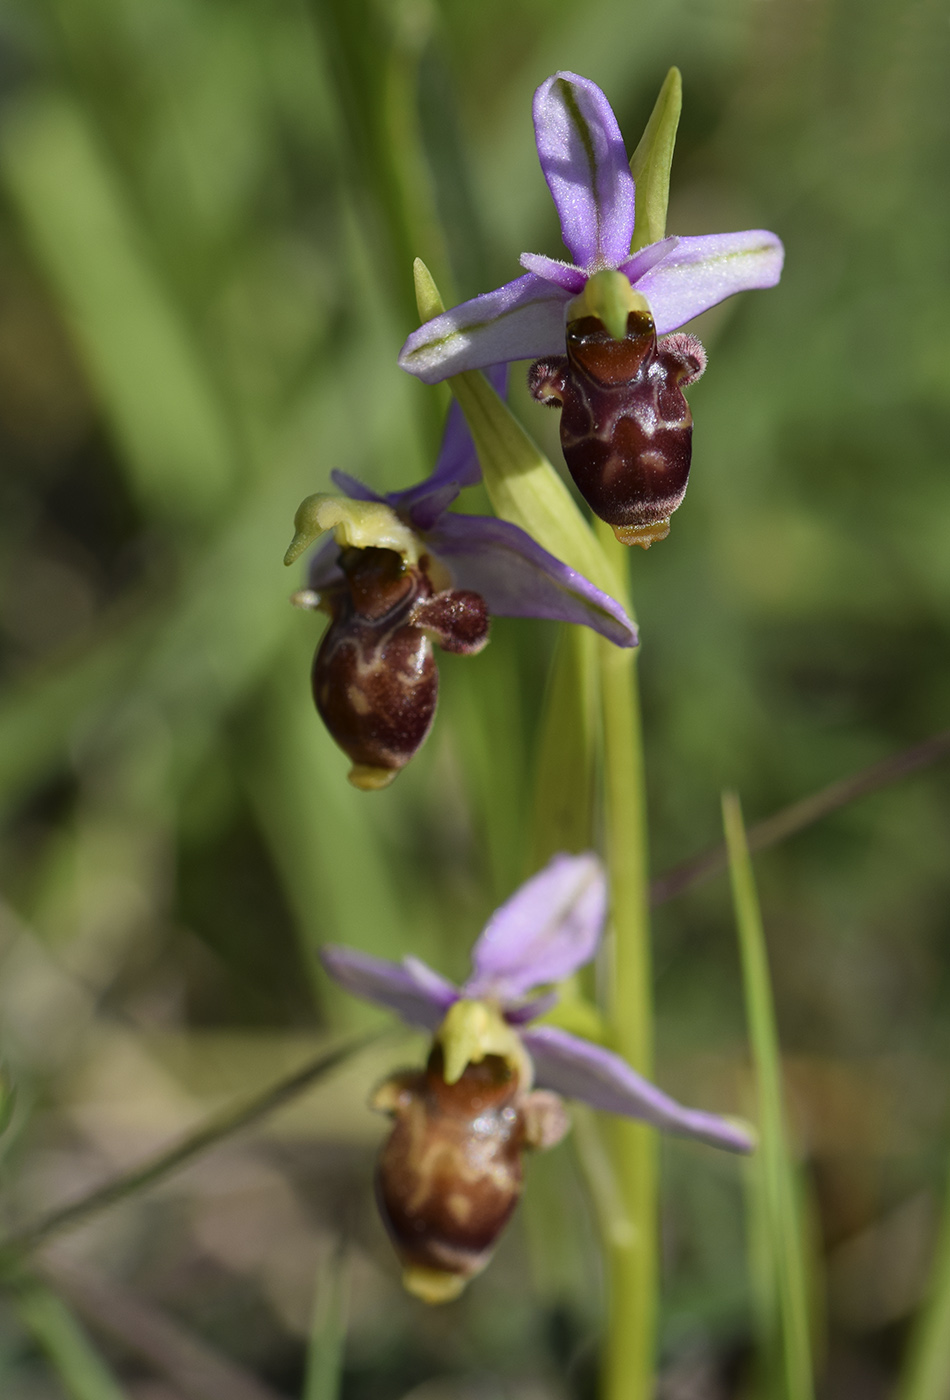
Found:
[723,791,814,1400]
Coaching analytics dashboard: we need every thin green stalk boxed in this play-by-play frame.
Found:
[592,524,655,1400]
[599,624,655,1400]
[0,1035,378,1262]
[592,71,686,1397]
[652,727,950,907]
[722,792,814,1400]
[11,1276,129,1400]
[304,1247,349,1400]
[896,1159,950,1400]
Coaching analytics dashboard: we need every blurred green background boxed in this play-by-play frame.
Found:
[0,0,949,1395]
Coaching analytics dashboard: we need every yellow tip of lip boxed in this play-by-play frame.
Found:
[348,764,398,791]
[402,1266,467,1305]
[612,519,671,549]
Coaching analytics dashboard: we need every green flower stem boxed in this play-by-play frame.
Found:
[595,72,684,1391]
[595,526,655,1400]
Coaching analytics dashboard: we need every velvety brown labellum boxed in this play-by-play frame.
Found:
[528,311,705,545]
[312,547,488,787]
[372,1045,567,1295]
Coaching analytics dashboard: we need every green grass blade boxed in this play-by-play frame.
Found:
[896,1161,950,1400]
[0,93,237,521]
[722,791,814,1400]
[11,1277,129,1400]
[303,1247,348,1400]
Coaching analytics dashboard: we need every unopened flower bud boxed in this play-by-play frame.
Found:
[372,1039,568,1303]
[529,306,705,548]
[309,547,488,790]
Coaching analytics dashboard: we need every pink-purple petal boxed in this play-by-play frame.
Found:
[398,273,571,383]
[619,235,680,286]
[423,512,638,648]
[519,252,588,294]
[330,469,382,503]
[503,991,559,1026]
[521,1026,754,1154]
[532,72,636,273]
[632,230,785,335]
[465,853,607,1002]
[320,945,457,1030]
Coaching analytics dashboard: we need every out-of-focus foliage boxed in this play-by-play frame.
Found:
[0,0,948,1395]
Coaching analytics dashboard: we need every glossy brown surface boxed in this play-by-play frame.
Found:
[373,1046,566,1284]
[312,548,488,781]
[529,312,705,535]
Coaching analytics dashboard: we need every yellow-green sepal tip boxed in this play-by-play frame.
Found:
[436,999,531,1087]
[284,494,420,568]
[629,66,682,253]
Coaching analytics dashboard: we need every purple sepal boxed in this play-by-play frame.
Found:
[503,992,559,1026]
[425,512,638,648]
[629,230,785,335]
[521,1025,754,1154]
[320,945,456,1031]
[389,365,510,529]
[533,72,636,272]
[330,469,381,503]
[398,273,571,383]
[465,853,606,1001]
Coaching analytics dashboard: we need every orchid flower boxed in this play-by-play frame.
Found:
[322,853,752,1302]
[285,370,637,790]
[398,72,783,545]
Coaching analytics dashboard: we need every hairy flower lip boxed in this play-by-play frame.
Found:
[397,71,783,384]
[321,853,753,1155]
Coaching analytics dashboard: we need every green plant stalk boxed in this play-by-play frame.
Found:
[11,1276,129,1400]
[896,1159,950,1400]
[596,526,655,1400]
[592,71,683,1397]
[722,791,814,1400]
[304,1247,349,1400]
